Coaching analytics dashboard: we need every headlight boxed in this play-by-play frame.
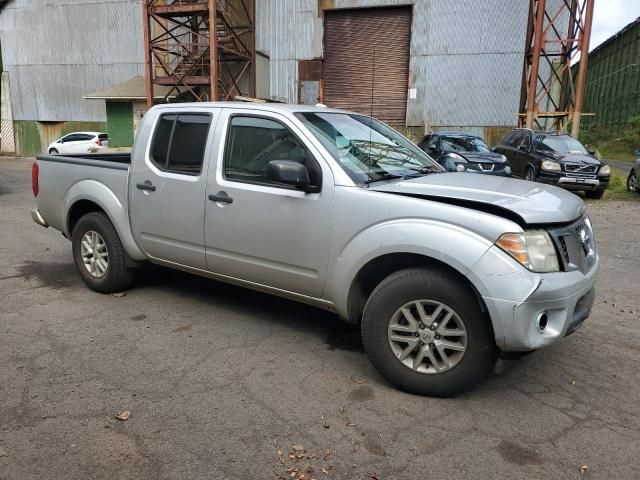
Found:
[500,155,507,162]
[505,166,512,175]
[455,164,466,172]
[541,160,561,172]
[599,165,610,176]
[496,230,560,273]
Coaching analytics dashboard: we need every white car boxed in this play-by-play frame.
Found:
[47,132,109,155]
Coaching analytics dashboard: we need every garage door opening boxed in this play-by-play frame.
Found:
[323,7,412,127]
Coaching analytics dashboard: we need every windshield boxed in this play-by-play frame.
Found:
[536,135,588,155]
[441,136,491,153]
[296,112,443,184]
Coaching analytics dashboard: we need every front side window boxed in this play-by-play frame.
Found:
[149,113,211,175]
[223,115,321,188]
[296,112,442,185]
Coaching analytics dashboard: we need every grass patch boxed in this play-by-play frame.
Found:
[583,169,639,203]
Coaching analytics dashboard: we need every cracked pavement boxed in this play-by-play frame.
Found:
[1,157,639,479]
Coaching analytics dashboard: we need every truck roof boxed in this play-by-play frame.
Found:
[152,102,351,115]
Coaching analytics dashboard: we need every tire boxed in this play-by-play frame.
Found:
[628,169,638,193]
[525,166,536,182]
[361,267,496,397]
[49,148,58,155]
[585,189,605,200]
[71,212,134,293]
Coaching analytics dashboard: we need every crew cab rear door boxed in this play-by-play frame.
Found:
[130,108,220,269]
[203,109,334,298]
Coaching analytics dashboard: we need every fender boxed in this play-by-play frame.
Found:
[325,219,494,318]
[63,179,146,261]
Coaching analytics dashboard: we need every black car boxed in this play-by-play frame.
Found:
[494,129,610,199]
[418,132,512,176]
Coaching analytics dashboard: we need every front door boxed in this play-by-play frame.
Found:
[130,108,219,269]
[204,109,334,298]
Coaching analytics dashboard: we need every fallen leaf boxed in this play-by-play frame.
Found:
[292,445,306,452]
[571,381,576,385]
[322,416,330,429]
[579,465,588,475]
[368,473,380,480]
[323,449,331,460]
[110,292,127,298]
[321,467,330,475]
[346,421,358,427]
[350,376,365,384]
[115,410,130,421]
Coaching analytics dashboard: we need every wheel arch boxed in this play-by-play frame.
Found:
[345,252,491,334]
[64,181,146,261]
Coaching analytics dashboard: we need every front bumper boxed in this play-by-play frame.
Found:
[31,209,49,228]
[537,171,610,191]
[468,245,598,351]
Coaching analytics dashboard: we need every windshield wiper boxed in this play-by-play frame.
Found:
[364,173,405,185]
[404,166,442,177]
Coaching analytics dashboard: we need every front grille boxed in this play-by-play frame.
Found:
[548,217,596,273]
[468,162,496,172]
[564,163,597,174]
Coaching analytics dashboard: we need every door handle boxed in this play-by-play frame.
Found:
[136,181,156,192]
[208,191,233,204]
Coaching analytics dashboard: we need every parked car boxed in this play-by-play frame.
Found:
[418,132,511,175]
[31,103,598,397]
[47,132,109,155]
[494,129,610,199]
[628,150,640,193]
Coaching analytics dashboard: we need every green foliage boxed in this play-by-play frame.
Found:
[580,117,640,162]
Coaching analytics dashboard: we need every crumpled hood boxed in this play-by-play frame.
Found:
[370,173,586,226]
[456,152,507,164]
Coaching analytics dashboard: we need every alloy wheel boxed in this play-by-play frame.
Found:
[80,230,109,278]
[387,300,467,374]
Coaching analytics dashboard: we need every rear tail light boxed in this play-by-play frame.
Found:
[96,139,102,146]
[32,162,39,197]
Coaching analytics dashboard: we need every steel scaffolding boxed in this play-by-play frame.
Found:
[142,0,255,107]
[519,0,595,136]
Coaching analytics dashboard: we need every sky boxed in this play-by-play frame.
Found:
[590,0,640,50]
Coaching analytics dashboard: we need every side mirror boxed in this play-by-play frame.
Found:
[588,149,596,155]
[58,140,64,144]
[267,160,314,192]
[518,144,529,152]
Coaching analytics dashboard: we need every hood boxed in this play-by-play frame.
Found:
[456,152,506,164]
[542,151,601,165]
[370,173,585,227]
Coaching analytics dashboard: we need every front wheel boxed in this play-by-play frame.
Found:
[49,148,58,155]
[525,166,536,182]
[361,268,496,397]
[628,169,638,193]
[72,212,134,293]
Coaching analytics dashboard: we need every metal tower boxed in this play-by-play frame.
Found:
[519,0,595,136]
[142,0,255,108]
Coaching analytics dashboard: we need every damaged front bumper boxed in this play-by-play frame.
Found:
[467,245,598,351]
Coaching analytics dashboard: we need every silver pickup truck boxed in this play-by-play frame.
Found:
[31,103,598,396]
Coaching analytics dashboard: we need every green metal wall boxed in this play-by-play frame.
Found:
[106,102,134,147]
[582,19,640,129]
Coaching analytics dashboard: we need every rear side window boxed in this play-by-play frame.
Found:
[150,113,212,175]
[98,134,109,140]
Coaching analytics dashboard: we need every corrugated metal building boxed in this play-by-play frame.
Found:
[581,17,640,130]
[1,0,533,155]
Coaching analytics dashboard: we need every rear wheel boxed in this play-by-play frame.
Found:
[72,212,134,293]
[585,189,605,200]
[628,169,638,193]
[361,268,496,397]
[525,166,536,182]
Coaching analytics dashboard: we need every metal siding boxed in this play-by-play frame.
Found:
[258,0,533,127]
[0,0,145,122]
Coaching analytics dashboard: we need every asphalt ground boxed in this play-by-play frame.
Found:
[1,157,639,479]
